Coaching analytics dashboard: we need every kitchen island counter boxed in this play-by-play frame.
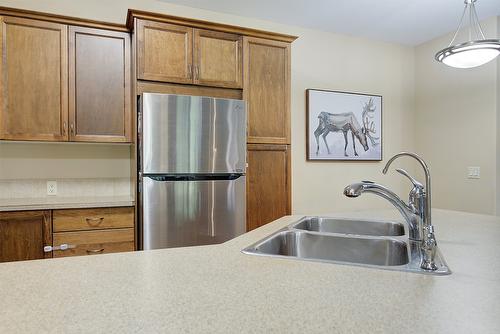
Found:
[1,209,499,333]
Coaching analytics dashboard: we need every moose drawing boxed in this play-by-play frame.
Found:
[314,98,379,157]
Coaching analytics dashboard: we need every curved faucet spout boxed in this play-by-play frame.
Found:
[382,152,432,228]
[343,182,419,239]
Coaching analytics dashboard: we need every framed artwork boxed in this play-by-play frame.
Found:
[306,89,382,161]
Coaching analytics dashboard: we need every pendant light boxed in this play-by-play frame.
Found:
[435,0,500,68]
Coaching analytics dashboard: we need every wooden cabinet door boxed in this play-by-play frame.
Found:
[0,17,68,141]
[0,210,52,262]
[69,26,131,142]
[137,19,193,84]
[244,37,290,144]
[193,29,242,88]
[247,144,291,231]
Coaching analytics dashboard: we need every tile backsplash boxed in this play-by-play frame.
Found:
[0,178,132,199]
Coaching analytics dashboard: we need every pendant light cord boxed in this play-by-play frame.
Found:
[471,2,486,39]
[448,3,468,47]
[448,1,487,47]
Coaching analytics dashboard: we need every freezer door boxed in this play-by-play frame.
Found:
[141,93,246,174]
[141,175,246,250]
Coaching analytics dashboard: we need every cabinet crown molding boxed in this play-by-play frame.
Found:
[0,6,128,32]
[0,6,298,43]
[127,9,298,43]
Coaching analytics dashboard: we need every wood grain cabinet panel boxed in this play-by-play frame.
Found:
[193,29,242,88]
[0,16,68,141]
[53,207,134,232]
[52,228,134,258]
[137,19,193,84]
[243,37,290,144]
[246,144,291,231]
[69,26,131,142]
[0,210,52,262]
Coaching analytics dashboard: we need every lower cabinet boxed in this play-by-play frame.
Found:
[0,210,52,262]
[0,206,134,262]
[52,229,134,258]
[247,144,291,231]
[51,207,134,257]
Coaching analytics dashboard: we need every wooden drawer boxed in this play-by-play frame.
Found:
[53,207,134,232]
[52,228,134,258]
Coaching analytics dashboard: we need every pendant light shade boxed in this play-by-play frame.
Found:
[435,0,500,69]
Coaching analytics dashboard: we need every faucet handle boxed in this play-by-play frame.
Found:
[396,168,424,189]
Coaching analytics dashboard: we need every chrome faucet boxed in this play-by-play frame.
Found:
[343,152,438,271]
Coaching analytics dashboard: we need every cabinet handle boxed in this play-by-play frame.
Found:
[188,64,192,79]
[86,248,104,254]
[63,122,67,135]
[70,123,75,135]
[195,66,200,80]
[85,217,104,226]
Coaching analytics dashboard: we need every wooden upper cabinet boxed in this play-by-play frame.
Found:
[0,16,68,141]
[137,19,193,83]
[69,26,131,142]
[244,37,290,144]
[193,29,242,88]
[0,210,52,262]
[136,19,243,88]
[246,144,291,231]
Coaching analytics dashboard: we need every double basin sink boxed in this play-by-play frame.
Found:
[242,217,451,275]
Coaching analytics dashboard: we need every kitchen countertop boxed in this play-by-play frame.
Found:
[0,209,499,333]
[0,196,135,211]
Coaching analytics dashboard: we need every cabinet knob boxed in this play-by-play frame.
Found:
[62,122,67,135]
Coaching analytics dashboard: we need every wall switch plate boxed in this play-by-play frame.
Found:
[47,181,57,196]
[467,167,480,179]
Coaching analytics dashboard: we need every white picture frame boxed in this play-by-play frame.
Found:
[306,89,382,161]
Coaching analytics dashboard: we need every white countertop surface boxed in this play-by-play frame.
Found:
[1,209,499,333]
[0,196,135,211]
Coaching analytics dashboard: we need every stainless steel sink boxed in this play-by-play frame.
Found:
[242,216,451,275]
[248,230,409,266]
[292,217,405,236]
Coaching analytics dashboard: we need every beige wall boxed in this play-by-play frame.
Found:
[497,17,500,215]
[1,0,416,213]
[415,17,499,215]
[0,142,131,179]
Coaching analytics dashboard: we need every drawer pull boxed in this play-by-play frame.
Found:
[85,217,104,226]
[86,248,105,254]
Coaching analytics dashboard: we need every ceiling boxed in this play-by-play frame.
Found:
[159,0,500,45]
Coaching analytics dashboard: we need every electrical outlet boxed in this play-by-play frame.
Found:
[47,181,57,196]
[467,167,480,179]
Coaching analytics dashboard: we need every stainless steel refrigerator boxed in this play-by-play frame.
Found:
[138,93,246,250]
